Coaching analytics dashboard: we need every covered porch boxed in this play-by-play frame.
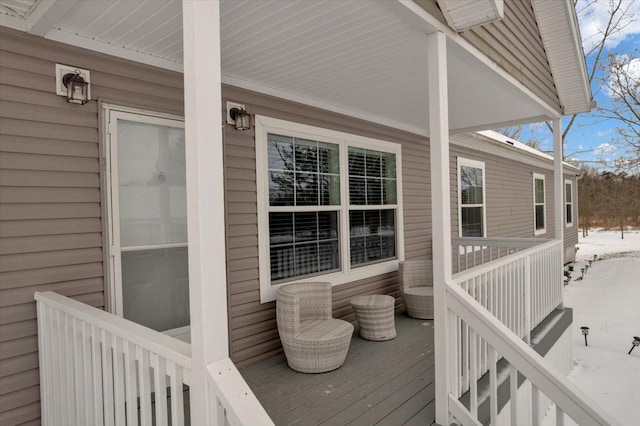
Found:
[0,0,615,424]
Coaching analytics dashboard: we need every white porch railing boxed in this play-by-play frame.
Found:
[452,237,547,273]
[35,291,272,426]
[444,241,620,425]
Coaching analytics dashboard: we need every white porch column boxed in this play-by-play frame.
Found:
[553,119,565,306]
[183,1,228,424]
[428,30,453,425]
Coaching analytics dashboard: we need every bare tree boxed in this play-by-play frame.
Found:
[494,0,638,167]
[597,50,640,172]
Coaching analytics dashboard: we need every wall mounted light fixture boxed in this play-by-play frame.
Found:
[56,64,91,104]
[226,101,251,130]
[62,70,90,104]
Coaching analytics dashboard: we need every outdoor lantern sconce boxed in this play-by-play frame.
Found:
[62,70,90,105]
[229,107,251,130]
[629,336,640,355]
[581,326,590,346]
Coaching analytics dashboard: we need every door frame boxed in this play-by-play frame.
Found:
[102,104,186,324]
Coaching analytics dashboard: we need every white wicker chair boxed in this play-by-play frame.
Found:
[276,282,354,373]
[399,260,434,319]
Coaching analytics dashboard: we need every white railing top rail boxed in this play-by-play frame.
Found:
[445,281,621,426]
[207,358,274,426]
[452,239,561,284]
[452,237,552,249]
[35,291,191,369]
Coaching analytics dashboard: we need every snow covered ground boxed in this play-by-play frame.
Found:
[543,229,639,425]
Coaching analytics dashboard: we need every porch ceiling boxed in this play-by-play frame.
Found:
[0,0,555,135]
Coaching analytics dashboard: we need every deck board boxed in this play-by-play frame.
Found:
[240,313,436,426]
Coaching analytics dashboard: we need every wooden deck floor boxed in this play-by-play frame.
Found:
[240,313,436,426]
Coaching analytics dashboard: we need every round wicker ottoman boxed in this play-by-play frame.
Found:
[350,295,396,341]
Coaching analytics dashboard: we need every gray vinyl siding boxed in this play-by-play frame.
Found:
[0,21,578,422]
[0,27,183,425]
[223,86,431,367]
[417,0,561,112]
[449,141,579,256]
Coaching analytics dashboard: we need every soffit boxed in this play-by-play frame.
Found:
[532,0,593,115]
[0,0,557,134]
[0,0,38,18]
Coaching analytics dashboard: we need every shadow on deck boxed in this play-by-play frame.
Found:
[240,313,436,426]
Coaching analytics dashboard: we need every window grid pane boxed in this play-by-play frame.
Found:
[535,205,545,230]
[265,131,400,285]
[268,134,340,207]
[269,211,340,283]
[349,209,396,267]
[349,148,397,206]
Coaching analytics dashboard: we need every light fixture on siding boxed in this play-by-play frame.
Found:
[62,70,90,105]
[56,64,91,105]
[229,107,251,130]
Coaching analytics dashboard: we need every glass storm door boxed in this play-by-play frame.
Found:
[107,110,189,333]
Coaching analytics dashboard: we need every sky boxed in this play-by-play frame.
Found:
[514,0,640,170]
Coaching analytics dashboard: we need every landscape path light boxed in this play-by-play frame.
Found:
[580,267,585,279]
[580,326,590,346]
[588,260,593,267]
[629,336,640,355]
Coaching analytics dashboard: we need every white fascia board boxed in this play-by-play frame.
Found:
[44,28,184,73]
[385,0,562,120]
[0,12,27,31]
[531,0,592,115]
[455,132,580,174]
[26,0,78,36]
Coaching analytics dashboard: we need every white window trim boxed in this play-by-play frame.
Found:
[533,173,546,235]
[255,115,404,303]
[565,178,574,227]
[457,157,487,238]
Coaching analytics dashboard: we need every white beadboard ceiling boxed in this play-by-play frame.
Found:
[0,0,559,134]
[0,0,38,18]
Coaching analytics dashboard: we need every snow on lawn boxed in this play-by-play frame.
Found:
[575,228,640,261]
[543,230,639,425]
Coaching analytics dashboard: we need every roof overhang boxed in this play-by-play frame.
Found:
[532,0,593,115]
[436,0,504,32]
[0,0,581,136]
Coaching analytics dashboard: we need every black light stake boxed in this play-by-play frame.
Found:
[580,268,585,279]
[581,326,590,346]
[629,336,640,355]
[588,260,593,267]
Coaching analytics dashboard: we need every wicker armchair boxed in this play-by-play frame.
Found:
[399,260,434,319]
[276,282,354,373]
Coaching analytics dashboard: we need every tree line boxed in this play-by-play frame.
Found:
[578,167,640,238]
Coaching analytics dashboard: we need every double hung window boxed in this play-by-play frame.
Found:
[458,158,486,237]
[565,179,573,227]
[533,173,546,235]
[256,116,403,302]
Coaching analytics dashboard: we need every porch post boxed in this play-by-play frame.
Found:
[427,30,453,425]
[553,119,565,304]
[183,1,228,424]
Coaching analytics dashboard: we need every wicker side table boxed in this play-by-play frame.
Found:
[350,294,396,341]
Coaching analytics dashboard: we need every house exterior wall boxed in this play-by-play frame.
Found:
[0,24,579,423]
[222,85,432,366]
[0,27,183,425]
[449,137,579,258]
[416,0,562,112]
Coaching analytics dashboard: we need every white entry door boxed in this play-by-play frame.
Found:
[106,109,189,334]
